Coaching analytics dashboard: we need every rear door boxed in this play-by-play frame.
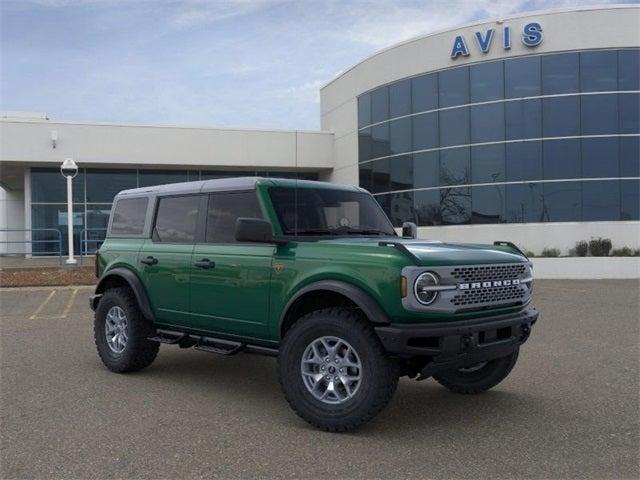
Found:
[189,190,274,339]
[139,194,204,327]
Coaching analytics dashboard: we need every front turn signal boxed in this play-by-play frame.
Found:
[400,276,408,298]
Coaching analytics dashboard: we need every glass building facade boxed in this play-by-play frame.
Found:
[357,49,640,227]
[30,168,317,254]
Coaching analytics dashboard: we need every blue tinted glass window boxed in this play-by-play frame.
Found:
[390,155,413,191]
[470,61,504,102]
[439,108,469,147]
[542,53,579,94]
[372,158,390,194]
[619,49,640,91]
[582,137,619,178]
[412,73,438,113]
[543,96,580,137]
[439,67,469,107]
[472,185,505,224]
[376,194,391,220]
[389,117,412,155]
[580,51,618,92]
[32,204,84,255]
[581,94,618,135]
[371,123,390,158]
[440,147,470,186]
[471,103,504,143]
[506,142,543,182]
[86,169,137,203]
[359,128,372,162]
[441,187,471,225]
[543,181,581,222]
[414,189,441,226]
[621,179,640,220]
[389,191,415,226]
[139,170,188,187]
[31,168,85,203]
[505,56,541,98]
[506,183,544,223]
[358,94,371,128]
[413,152,440,188]
[619,93,639,134]
[471,144,505,183]
[370,87,389,123]
[506,99,542,140]
[359,163,372,191]
[390,79,411,118]
[412,112,438,150]
[620,137,640,177]
[582,181,620,221]
[543,139,580,180]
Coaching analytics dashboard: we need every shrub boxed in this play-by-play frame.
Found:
[589,237,612,257]
[611,247,635,257]
[525,250,535,258]
[541,247,560,257]
[574,240,588,257]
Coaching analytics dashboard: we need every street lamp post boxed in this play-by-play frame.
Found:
[60,158,78,265]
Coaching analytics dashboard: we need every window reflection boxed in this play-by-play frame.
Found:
[390,155,413,191]
[506,142,543,182]
[414,189,441,225]
[580,51,617,92]
[471,103,504,143]
[505,183,544,223]
[412,74,438,113]
[390,79,411,118]
[371,86,389,123]
[582,181,620,221]
[543,96,580,137]
[542,181,581,222]
[440,187,471,225]
[471,145,505,184]
[581,94,618,135]
[472,185,505,224]
[389,117,411,155]
[439,67,469,108]
[621,180,640,220]
[439,108,469,147]
[440,147,470,186]
[542,52,579,94]
[506,99,542,140]
[470,61,504,102]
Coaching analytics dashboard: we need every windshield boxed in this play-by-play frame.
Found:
[268,187,396,236]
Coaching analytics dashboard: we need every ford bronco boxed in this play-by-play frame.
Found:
[90,177,538,431]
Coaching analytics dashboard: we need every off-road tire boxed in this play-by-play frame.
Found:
[278,307,399,432]
[433,349,519,394]
[94,287,159,373]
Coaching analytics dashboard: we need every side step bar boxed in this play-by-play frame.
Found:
[147,329,278,357]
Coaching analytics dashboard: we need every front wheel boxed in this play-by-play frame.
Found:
[278,307,398,432]
[433,349,519,394]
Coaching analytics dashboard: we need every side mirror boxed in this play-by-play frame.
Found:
[402,222,417,239]
[235,218,281,244]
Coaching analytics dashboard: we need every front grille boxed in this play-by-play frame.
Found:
[451,264,527,283]
[451,284,526,307]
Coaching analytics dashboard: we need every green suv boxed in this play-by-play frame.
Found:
[90,177,538,431]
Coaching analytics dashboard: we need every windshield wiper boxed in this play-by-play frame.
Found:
[294,229,339,235]
[337,228,391,236]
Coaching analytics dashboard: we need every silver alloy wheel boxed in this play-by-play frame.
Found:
[458,361,488,373]
[300,336,362,405]
[105,306,128,354]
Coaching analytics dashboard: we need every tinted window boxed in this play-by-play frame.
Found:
[505,183,544,223]
[370,86,389,123]
[389,117,412,155]
[440,187,471,224]
[31,168,84,203]
[472,185,505,224]
[543,182,581,222]
[620,137,640,177]
[440,147,470,186]
[619,93,639,134]
[542,53,579,94]
[412,73,438,113]
[621,179,640,220]
[506,142,543,182]
[414,189,441,226]
[389,191,415,227]
[413,151,440,188]
[389,79,411,118]
[358,94,371,128]
[371,123,390,158]
[358,128,373,162]
[439,67,469,107]
[470,61,504,102]
[582,181,620,221]
[86,169,137,203]
[390,155,413,191]
[581,137,619,178]
[505,56,541,98]
[543,139,581,180]
[471,144,505,183]
[505,99,542,140]
[412,112,438,151]
[111,197,148,236]
[372,158,390,194]
[470,103,504,143]
[580,51,617,92]
[543,96,580,137]
[154,195,200,243]
[359,163,373,191]
[139,170,188,187]
[618,49,640,91]
[439,108,469,147]
[581,94,618,135]
[32,204,84,255]
[206,192,263,243]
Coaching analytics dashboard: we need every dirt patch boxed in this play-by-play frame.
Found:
[0,267,96,287]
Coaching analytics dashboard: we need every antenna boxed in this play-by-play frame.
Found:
[294,130,298,236]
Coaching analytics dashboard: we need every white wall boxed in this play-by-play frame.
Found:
[532,257,640,279]
[0,186,26,254]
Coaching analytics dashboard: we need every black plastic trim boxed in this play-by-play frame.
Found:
[92,267,155,321]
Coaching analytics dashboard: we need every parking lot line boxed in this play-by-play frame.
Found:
[29,289,56,320]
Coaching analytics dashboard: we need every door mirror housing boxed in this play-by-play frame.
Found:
[402,222,418,239]
[235,218,283,244]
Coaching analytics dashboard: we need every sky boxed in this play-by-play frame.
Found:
[1,0,637,130]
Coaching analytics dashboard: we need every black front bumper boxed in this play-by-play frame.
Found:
[375,308,538,378]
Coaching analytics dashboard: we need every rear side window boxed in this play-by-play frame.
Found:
[206,191,263,243]
[110,197,148,236]
[154,195,200,243]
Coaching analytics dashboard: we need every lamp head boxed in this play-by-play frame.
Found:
[60,158,78,178]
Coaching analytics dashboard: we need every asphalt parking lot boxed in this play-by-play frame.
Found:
[1,280,638,479]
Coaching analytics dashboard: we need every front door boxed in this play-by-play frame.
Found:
[189,191,274,339]
[140,194,203,327]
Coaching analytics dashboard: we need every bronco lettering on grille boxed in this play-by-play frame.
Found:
[458,279,521,290]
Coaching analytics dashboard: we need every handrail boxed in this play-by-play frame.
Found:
[0,228,63,264]
[79,228,107,264]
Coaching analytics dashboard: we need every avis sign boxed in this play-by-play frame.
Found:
[450,22,543,59]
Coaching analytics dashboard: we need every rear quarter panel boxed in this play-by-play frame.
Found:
[98,238,146,277]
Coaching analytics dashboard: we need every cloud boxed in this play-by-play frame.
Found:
[169,0,285,29]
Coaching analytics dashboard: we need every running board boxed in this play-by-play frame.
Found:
[147,329,278,357]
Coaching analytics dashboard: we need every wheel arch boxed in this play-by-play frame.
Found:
[93,268,155,322]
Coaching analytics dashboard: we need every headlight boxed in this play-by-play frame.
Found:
[414,272,439,305]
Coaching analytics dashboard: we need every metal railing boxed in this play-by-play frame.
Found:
[79,228,107,264]
[0,228,64,264]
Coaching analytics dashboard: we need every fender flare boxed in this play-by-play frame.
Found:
[93,268,155,321]
[279,280,391,333]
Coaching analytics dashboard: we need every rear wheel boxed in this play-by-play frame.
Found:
[278,307,398,432]
[433,349,519,394]
[94,287,159,373]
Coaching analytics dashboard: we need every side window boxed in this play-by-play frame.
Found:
[206,191,263,243]
[110,197,148,236]
[153,195,200,243]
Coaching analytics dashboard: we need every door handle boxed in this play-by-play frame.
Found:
[194,258,215,269]
[140,256,158,266]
